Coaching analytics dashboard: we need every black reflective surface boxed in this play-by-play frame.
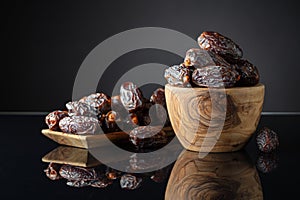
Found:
[0,114,299,200]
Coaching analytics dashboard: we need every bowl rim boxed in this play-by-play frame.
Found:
[165,83,264,91]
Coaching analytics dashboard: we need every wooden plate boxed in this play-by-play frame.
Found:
[41,129,129,149]
[41,126,174,149]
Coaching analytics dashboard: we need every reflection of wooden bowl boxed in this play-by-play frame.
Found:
[165,84,265,152]
[165,150,263,200]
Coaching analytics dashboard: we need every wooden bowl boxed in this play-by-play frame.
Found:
[165,83,265,152]
[165,150,263,200]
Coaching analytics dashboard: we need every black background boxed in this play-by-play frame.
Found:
[2,0,300,112]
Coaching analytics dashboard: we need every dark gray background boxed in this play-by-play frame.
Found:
[2,0,300,112]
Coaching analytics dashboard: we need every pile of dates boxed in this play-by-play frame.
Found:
[44,162,172,189]
[164,31,260,88]
[45,82,171,148]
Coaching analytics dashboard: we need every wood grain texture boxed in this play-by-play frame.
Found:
[41,129,129,149]
[165,150,263,200]
[41,126,174,149]
[165,84,265,152]
[42,146,101,167]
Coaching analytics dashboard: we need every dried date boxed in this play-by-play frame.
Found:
[44,162,62,180]
[45,110,68,131]
[234,59,260,86]
[59,165,97,181]
[164,65,192,87]
[79,93,111,115]
[150,88,166,106]
[192,65,240,88]
[120,174,142,190]
[184,48,217,68]
[256,127,279,153]
[120,82,144,113]
[59,116,100,134]
[198,31,243,60]
[129,126,168,148]
[256,152,279,173]
[66,101,97,117]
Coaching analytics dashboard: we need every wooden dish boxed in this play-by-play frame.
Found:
[165,83,265,152]
[165,150,263,200]
[41,126,174,149]
[41,129,129,149]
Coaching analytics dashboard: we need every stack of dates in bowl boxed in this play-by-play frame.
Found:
[164,31,265,153]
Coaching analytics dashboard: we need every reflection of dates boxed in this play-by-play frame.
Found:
[44,162,62,180]
[129,126,168,148]
[150,165,173,183]
[45,110,68,131]
[66,101,97,117]
[164,65,192,87]
[192,65,240,88]
[59,165,97,181]
[198,31,243,60]
[256,152,279,173]
[120,82,144,113]
[234,59,260,86]
[59,116,100,134]
[79,93,111,116]
[120,174,142,190]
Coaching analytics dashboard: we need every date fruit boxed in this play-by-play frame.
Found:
[198,31,243,60]
[59,116,100,134]
[120,174,142,190]
[256,127,279,153]
[66,101,97,117]
[234,59,260,86]
[79,93,111,116]
[59,165,97,181]
[45,110,68,131]
[120,82,144,113]
[164,65,192,87]
[256,152,279,173]
[192,65,240,88]
[44,163,62,180]
[129,126,168,148]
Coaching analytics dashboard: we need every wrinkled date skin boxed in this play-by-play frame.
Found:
[45,110,68,131]
[59,165,98,181]
[79,93,111,116]
[150,88,166,106]
[184,48,216,68]
[164,65,192,87]
[120,174,142,190]
[66,101,97,117]
[129,126,168,148]
[256,152,279,173]
[234,59,260,86]
[120,82,144,113]
[192,65,240,88]
[256,127,279,153]
[198,31,243,60]
[44,163,62,180]
[59,116,100,134]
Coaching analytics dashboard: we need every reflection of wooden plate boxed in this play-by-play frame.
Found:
[42,146,101,167]
[41,129,129,149]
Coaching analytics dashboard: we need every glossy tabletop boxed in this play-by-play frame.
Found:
[0,114,299,200]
